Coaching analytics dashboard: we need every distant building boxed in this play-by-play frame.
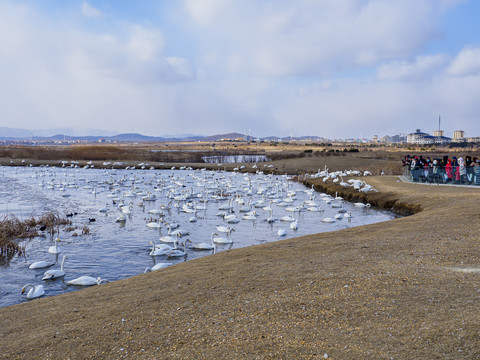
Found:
[371,135,378,143]
[407,129,435,145]
[407,129,451,145]
[467,137,480,143]
[452,130,466,142]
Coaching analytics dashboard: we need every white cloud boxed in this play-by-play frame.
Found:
[125,25,164,61]
[378,54,449,81]
[447,46,480,76]
[81,1,103,19]
[183,0,440,77]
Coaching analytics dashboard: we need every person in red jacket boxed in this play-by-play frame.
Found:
[445,159,453,182]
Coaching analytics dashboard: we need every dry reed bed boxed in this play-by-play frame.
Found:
[0,213,70,262]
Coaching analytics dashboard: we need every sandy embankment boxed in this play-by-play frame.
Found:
[1,175,480,359]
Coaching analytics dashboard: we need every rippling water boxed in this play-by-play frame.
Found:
[202,155,268,163]
[0,165,396,307]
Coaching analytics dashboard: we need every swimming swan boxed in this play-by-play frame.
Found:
[66,276,108,286]
[149,240,175,256]
[42,255,68,280]
[213,229,235,244]
[48,238,61,254]
[22,284,45,299]
[144,262,171,272]
[29,260,55,269]
[191,232,217,250]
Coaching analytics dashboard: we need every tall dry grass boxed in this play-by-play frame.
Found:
[0,213,70,263]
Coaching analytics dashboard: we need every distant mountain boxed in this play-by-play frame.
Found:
[0,127,324,142]
[201,132,247,141]
[0,127,35,138]
[109,133,169,142]
[0,127,117,138]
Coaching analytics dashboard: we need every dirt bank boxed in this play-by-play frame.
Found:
[1,176,480,359]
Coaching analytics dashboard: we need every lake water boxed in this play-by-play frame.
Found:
[0,165,396,307]
[202,155,268,163]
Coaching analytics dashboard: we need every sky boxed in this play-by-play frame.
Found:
[1,0,480,139]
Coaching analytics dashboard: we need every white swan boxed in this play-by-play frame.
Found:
[42,255,68,280]
[216,225,232,233]
[22,284,45,299]
[354,202,371,208]
[213,228,235,244]
[149,240,175,256]
[242,212,257,220]
[191,232,218,250]
[66,276,107,286]
[167,225,190,236]
[166,240,189,258]
[159,233,179,243]
[223,214,236,221]
[115,213,127,223]
[277,228,287,236]
[290,220,298,230]
[48,238,61,254]
[280,215,295,222]
[321,217,335,223]
[266,209,275,223]
[29,260,55,269]
[144,262,171,272]
[146,221,161,228]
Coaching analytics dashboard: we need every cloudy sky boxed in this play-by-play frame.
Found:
[1,0,479,139]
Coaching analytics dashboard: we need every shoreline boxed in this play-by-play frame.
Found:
[1,170,480,358]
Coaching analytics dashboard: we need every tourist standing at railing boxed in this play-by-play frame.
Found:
[457,157,466,183]
[445,159,453,182]
[410,157,417,171]
[432,159,439,174]
[465,155,474,184]
[442,155,449,167]
[473,158,480,185]
[451,157,458,183]
[424,157,432,178]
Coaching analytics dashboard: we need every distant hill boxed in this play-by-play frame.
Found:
[0,127,117,138]
[0,127,322,143]
[109,133,169,142]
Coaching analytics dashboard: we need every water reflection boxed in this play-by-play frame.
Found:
[202,155,268,163]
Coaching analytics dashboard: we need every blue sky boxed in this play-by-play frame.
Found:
[0,0,479,139]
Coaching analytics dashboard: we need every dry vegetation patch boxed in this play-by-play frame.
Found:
[0,213,70,262]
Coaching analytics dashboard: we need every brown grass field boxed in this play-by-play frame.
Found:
[1,142,479,176]
[1,144,480,359]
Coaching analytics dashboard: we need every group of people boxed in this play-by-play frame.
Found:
[402,154,480,185]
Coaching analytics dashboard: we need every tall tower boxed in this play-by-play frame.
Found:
[433,115,444,137]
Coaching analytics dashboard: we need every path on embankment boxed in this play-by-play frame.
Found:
[1,176,480,359]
